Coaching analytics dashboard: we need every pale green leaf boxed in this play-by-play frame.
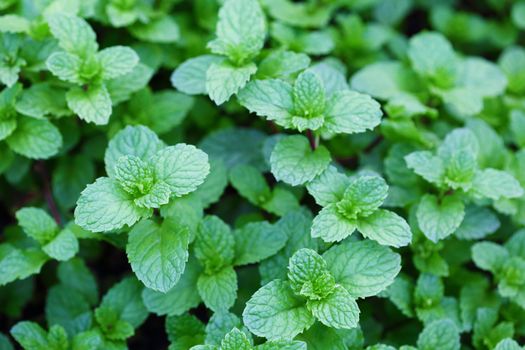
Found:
[96,46,139,80]
[127,218,189,293]
[197,266,237,312]
[356,209,412,248]
[416,194,465,243]
[74,177,151,233]
[243,280,314,340]
[307,286,359,330]
[6,117,62,159]
[206,61,257,105]
[323,240,401,298]
[270,135,331,186]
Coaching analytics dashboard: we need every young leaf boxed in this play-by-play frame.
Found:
[208,0,266,65]
[307,286,359,330]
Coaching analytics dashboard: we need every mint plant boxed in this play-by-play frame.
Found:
[47,14,139,124]
[2,0,525,349]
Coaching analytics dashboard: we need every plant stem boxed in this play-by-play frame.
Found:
[306,129,317,150]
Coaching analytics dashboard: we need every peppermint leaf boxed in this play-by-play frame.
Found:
[243,280,314,340]
[127,218,189,292]
[270,135,331,186]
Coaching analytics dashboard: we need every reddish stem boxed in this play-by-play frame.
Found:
[306,129,317,150]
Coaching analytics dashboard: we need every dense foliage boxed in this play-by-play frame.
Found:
[1,0,525,349]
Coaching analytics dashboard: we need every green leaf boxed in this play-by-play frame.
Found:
[307,286,359,330]
[127,218,190,293]
[494,339,522,350]
[129,16,180,43]
[243,280,314,340]
[438,128,479,166]
[417,319,460,350]
[510,110,525,148]
[142,258,201,316]
[95,306,134,341]
[311,204,356,242]
[306,166,350,206]
[200,128,267,170]
[323,90,382,135]
[106,63,154,104]
[104,125,164,177]
[113,155,156,196]
[455,206,500,240]
[205,311,244,346]
[405,151,444,185]
[208,0,266,65]
[197,265,237,312]
[57,258,98,306]
[292,71,326,129]
[408,32,457,88]
[287,248,335,300]
[66,84,112,125]
[472,242,509,273]
[270,135,331,186]
[220,328,252,350]
[100,277,148,328]
[356,209,412,248]
[237,79,294,129]
[323,240,401,298]
[499,47,525,95]
[6,117,62,159]
[350,61,423,100]
[336,175,389,219]
[0,245,48,285]
[74,177,151,233]
[46,52,81,84]
[48,14,98,57]
[165,314,205,349]
[234,221,287,266]
[52,155,95,209]
[257,50,311,79]
[471,169,524,200]
[45,285,92,337]
[206,61,257,105]
[152,144,210,197]
[16,207,58,244]
[96,46,139,79]
[10,321,49,350]
[42,229,79,261]
[416,194,465,243]
[229,164,271,206]
[195,216,235,273]
[171,55,223,95]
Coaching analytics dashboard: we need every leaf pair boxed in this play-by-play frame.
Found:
[243,240,401,340]
[46,14,139,124]
[406,128,523,242]
[239,69,382,136]
[75,125,210,233]
[472,230,525,309]
[194,216,287,312]
[172,0,266,105]
[308,166,412,247]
